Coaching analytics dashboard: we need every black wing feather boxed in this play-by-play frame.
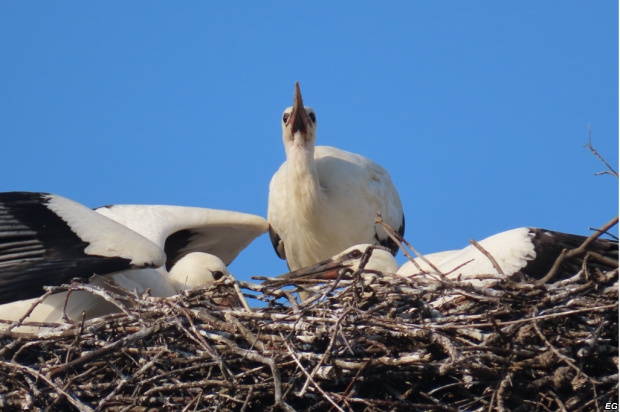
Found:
[522,228,618,280]
[268,224,286,260]
[0,192,133,304]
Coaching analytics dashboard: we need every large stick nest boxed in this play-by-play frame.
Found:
[0,243,617,411]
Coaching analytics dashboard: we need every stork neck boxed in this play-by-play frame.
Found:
[286,143,323,219]
[286,143,321,198]
[283,142,329,267]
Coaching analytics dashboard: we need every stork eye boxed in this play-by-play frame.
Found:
[348,250,363,259]
[212,270,224,280]
[308,112,316,123]
[282,113,290,124]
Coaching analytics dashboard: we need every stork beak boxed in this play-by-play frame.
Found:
[291,82,308,135]
[278,256,351,283]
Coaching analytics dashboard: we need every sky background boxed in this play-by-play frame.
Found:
[1,3,617,297]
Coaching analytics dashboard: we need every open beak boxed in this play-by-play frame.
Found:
[290,82,308,135]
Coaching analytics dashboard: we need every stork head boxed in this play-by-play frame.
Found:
[169,252,249,309]
[282,82,317,149]
[274,244,399,283]
[169,252,230,290]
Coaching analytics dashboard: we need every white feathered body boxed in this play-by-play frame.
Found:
[398,228,536,286]
[269,145,403,271]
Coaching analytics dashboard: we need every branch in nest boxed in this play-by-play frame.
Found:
[375,214,445,276]
[537,216,619,284]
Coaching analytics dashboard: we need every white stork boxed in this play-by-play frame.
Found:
[0,192,267,331]
[264,229,617,299]
[397,227,618,285]
[268,82,405,273]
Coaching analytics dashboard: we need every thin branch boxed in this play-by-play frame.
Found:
[537,216,619,284]
[47,325,158,378]
[469,238,506,277]
[375,214,445,276]
[585,124,618,177]
[0,360,94,412]
[284,340,346,412]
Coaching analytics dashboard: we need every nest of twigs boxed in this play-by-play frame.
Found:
[0,241,618,412]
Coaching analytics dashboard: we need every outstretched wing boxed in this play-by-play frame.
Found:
[0,192,165,304]
[96,204,268,270]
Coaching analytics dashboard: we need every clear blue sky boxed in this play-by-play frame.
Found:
[1,3,617,287]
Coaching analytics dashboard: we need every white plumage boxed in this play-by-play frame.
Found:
[95,203,268,270]
[0,192,267,332]
[268,82,404,272]
[265,228,617,301]
[397,228,537,287]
